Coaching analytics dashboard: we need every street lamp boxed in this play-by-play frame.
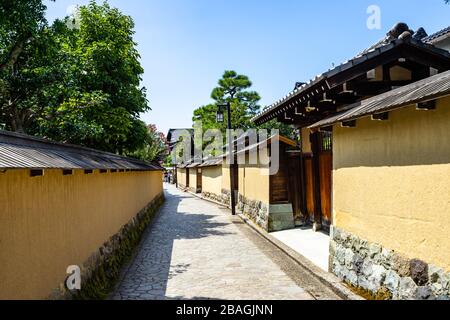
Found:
[217,102,237,216]
[216,105,224,123]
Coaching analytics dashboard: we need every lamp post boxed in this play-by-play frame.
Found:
[217,102,237,216]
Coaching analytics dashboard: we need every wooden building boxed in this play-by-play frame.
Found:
[252,23,450,299]
[186,162,202,193]
[252,23,450,232]
[235,134,300,232]
[176,163,190,190]
[310,70,450,300]
[0,130,164,299]
[198,158,225,203]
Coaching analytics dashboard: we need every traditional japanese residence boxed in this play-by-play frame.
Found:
[176,161,190,190]
[252,23,450,233]
[252,23,450,299]
[235,134,300,232]
[186,161,203,193]
[423,26,450,51]
[198,157,225,202]
[167,128,195,187]
[0,130,164,300]
[309,70,450,300]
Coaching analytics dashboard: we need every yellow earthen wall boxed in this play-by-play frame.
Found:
[333,96,450,271]
[0,169,163,299]
[201,166,223,196]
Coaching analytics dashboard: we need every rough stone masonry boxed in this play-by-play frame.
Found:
[329,226,450,300]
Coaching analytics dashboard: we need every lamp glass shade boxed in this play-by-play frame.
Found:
[216,106,224,123]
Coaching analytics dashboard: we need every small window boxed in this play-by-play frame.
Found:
[84,170,93,174]
[110,169,118,173]
[119,169,125,173]
[30,170,44,177]
[63,170,73,176]
[100,169,108,174]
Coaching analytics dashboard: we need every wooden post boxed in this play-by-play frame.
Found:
[310,131,323,231]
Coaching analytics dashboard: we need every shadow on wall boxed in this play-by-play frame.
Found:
[113,190,232,300]
[333,102,450,169]
[203,168,222,179]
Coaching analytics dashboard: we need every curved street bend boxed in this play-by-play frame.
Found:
[112,184,341,300]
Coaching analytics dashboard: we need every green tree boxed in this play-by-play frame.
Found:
[0,2,64,133]
[192,70,297,146]
[1,1,151,155]
[0,0,53,72]
[39,1,150,154]
[193,70,261,133]
[127,124,168,163]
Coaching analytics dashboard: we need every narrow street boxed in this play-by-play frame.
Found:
[112,184,341,300]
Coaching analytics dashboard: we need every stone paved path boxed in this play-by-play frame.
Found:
[112,184,337,300]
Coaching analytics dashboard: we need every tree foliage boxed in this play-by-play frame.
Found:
[192,70,297,145]
[193,70,260,134]
[127,124,168,163]
[0,0,153,155]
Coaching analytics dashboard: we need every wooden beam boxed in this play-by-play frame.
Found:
[339,82,354,94]
[319,126,333,132]
[416,100,436,110]
[30,169,44,177]
[341,120,356,128]
[310,132,323,231]
[371,112,389,121]
[320,92,334,103]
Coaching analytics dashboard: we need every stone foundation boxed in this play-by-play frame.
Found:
[237,194,269,231]
[330,226,450,300]
[50,192,165,300]
[202,189,230,206]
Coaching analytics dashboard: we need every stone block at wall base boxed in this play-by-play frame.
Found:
[238,194,269,231]
[329,226,450,300]
[48,192,165,300]
[202,191,229,206]
[268,204,295,232]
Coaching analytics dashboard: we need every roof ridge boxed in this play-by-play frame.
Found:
[0,130,161,169]
[423,26,450,43]
[309,70,450,129]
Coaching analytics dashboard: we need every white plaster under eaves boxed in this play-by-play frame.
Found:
[271,227,330,272]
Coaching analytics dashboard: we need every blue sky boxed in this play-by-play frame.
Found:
[45,0,450,135]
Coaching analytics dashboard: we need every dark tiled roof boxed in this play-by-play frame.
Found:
[199,158,223,167]
[423,26,450,43]
[309,70,450,129]
[252,24,450,125]
[0,130,162,171]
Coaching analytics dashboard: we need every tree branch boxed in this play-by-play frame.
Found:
[0,35,31,71]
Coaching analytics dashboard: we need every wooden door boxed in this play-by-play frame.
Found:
[186,168,190,188]
[303,155,315,222]
[317,131,333,226]
[270,150,289,204]
[287,153,304,221]
[319,152,332,224]
[197,168,202,193]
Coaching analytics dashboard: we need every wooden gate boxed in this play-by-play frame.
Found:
[301,131,333,228]
[287,152,305,222]
[303,155,315,222]
[186,168,190,188]
[317,131,333,226]
[197,168,202,193]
